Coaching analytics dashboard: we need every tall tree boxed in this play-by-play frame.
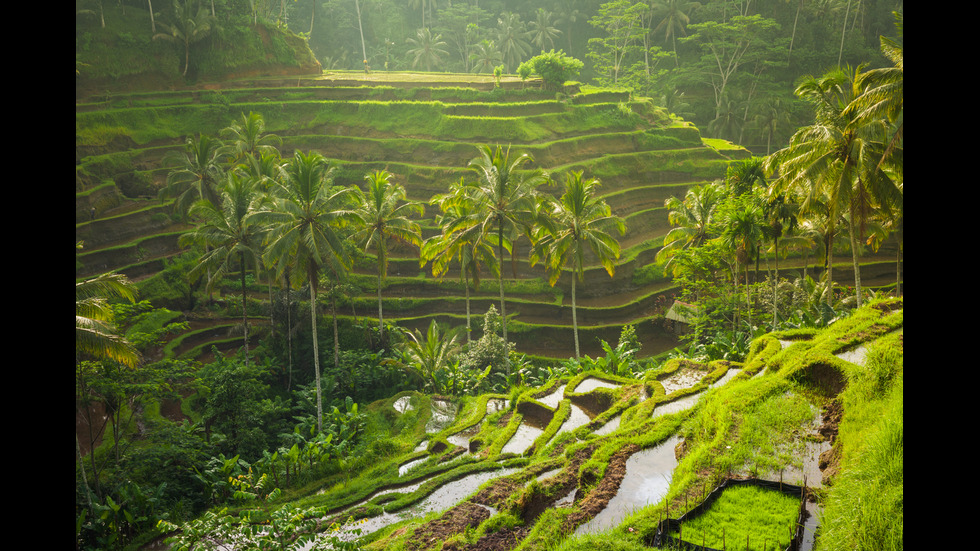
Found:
[528,8,562,52]
[680,14,783,122]
[180,171,268,365]
[656,182,725,270]
[422,178,500,345]
[764,65,902,307]
[531,171,625,359]
[496,12,532,72]
[350,170,423,344]
[153,0,217,77]
[650,0,700,66]
[220,111,282,168]
[256,151,355,434]
[406,27,450,71]
[160,133,225,219]
[587,0,649,86]
[463,145,548,358]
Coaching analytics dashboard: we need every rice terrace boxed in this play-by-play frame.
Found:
[76,2,903,550]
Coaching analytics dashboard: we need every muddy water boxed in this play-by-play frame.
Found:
[574,434,682,536]
[501,423,545,456]
[835,345,867,366]
[393,396,413,413]
[651,368,743,420]
[537,386,565,408]
[555,404,591,438]
[339,466,521,540]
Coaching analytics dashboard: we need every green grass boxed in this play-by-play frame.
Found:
[668,484,800,550]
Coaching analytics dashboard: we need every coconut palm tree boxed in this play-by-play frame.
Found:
[651,0,700,66]
[349,170,424,344]
[463,145,548,356]
[400,320,463,393]
[656,181,725,270]
[765,65,902,307]
[406,27,449,72]
[179,171,268,365]
[422,178,500,345]
[255,151,355,434]
[160,133,225,219]
[153,0,217,77]
[531,171,625,359]
[496,12,532,72]
[76,272,140,368]
[528,8,562,52]
[220,111,282,168]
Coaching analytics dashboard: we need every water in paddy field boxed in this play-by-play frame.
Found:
[574,434,682,536]
[573,377,621,393]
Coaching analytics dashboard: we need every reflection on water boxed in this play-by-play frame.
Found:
[501,423,544,455]
[537,387,564,409]
[574,434,681,536]
[312,466,520,548]
[573,378,620,393]
[555,404,591,438]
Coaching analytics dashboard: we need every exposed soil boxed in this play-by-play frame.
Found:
[561,443,640,533]
[404,501,491,551]
[817,400,844,487]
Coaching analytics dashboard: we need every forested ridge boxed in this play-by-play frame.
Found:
[77,0,900,152]
[76,1,902,550]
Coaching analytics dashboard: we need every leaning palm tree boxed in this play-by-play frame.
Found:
[350,170,424,344]
[179,171,268,365]
[254,151,355,434]
[76,272,140,368]
[463,145,548,354]
[531,171,626,360]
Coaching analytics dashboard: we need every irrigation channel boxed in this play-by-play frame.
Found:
[303,363,829,550]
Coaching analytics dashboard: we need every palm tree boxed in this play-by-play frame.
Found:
[76,272,140,368]
[160,133,225,219]
[496,12,532,72]
[656,182,725,270]
[422,178,500,345]
[531,171,625,359]
[470,40,503,74]
[528,8,562,52]
[651,0,700,66]
[220,111,282,168]
[720,195,765,324]
[179,171,268,365]
[255,151,355,434]
[406,27,449,72]
[400,320,463,393]
[463,145,548,355]
[350,170,424,344]
[153,0,217,77]
[765,65,902,307]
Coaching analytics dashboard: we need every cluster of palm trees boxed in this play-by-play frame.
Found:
[163,112,627,432]
[404,8,565,74]
[657,25,903,328]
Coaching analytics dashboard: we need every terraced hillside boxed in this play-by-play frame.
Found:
[75,72,751,361]
[158,297,904,551]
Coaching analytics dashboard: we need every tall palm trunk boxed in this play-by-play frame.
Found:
[848,211,863,307]
[240,253,250,366]
[309,272,323,434]
[571,273,580,360]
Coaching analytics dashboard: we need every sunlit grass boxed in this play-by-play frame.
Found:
[668,484,800,550]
